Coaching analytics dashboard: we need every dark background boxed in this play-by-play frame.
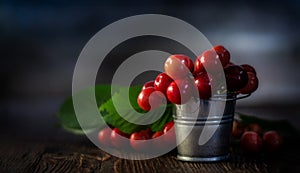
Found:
[1,0,300,140]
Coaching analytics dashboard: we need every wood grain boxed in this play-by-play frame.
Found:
[0,139,299,173]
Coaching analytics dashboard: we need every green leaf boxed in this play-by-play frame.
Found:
[99,86,174,134]
[57,96,80,130]
[57,84,174,135]
[95,84,114,106]
[57,85,113,134]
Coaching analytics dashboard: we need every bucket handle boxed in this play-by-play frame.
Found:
[210,93,251,101]
[228,93,251,101]
[234,93,251,100]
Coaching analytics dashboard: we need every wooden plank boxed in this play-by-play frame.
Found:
[0,141,106,173]
[33,142,109,173]
[0,141,45,173]
[1,140,299,173]
[98,150,269,173]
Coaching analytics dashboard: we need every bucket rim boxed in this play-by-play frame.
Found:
[205,93,250,101]
[173,114,233,121]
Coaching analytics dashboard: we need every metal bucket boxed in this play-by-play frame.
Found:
[174,94,249,162]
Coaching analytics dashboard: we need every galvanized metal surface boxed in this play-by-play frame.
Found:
[174,95,243,162]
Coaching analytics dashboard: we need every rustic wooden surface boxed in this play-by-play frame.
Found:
[1,106,300,173]
[1,137,299,173]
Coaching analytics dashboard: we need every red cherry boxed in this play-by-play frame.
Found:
[142,81,154,90]
[152,131,164,138]
[212,45,230,67]
[163,121,174,133]
[137,87,164,111]
[139,128,153,139]
[241,64,257,75]
[110,128,130,148]
[185,56,195,73]
[196,50,222,74]
[163,121,176,144]
[224,65,248,92]
[194,72,212,99]
[193,57,205,75]
[130,131,150,151]
[238,72,259,94]
[154,73,173,96]
[164,54,193,79]
[240,131,263,154]
[172,54,194,73]
[225,61,235,68]
[263,131,283,152]
[98,127,112,146]
[166,79,193,104]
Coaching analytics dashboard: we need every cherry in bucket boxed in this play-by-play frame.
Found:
[194,72,212,99]
[166,79,194,104]
[212,45,230,67]
[137,45,259,108]
[238,72,259,94]
[154,73,173,96]
[164,54,194,79]
[137,87,164,111]
[224,65,248,92]
[142,81,155,90]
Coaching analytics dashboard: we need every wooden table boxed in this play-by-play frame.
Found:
[1,136,299,173]
[1,106,300,172]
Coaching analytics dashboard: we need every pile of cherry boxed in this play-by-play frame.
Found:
[137,45,259,111]
[98,120,283,153]
[232,121,283,154]
[97,45,264,152]
[98,122,175,151]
